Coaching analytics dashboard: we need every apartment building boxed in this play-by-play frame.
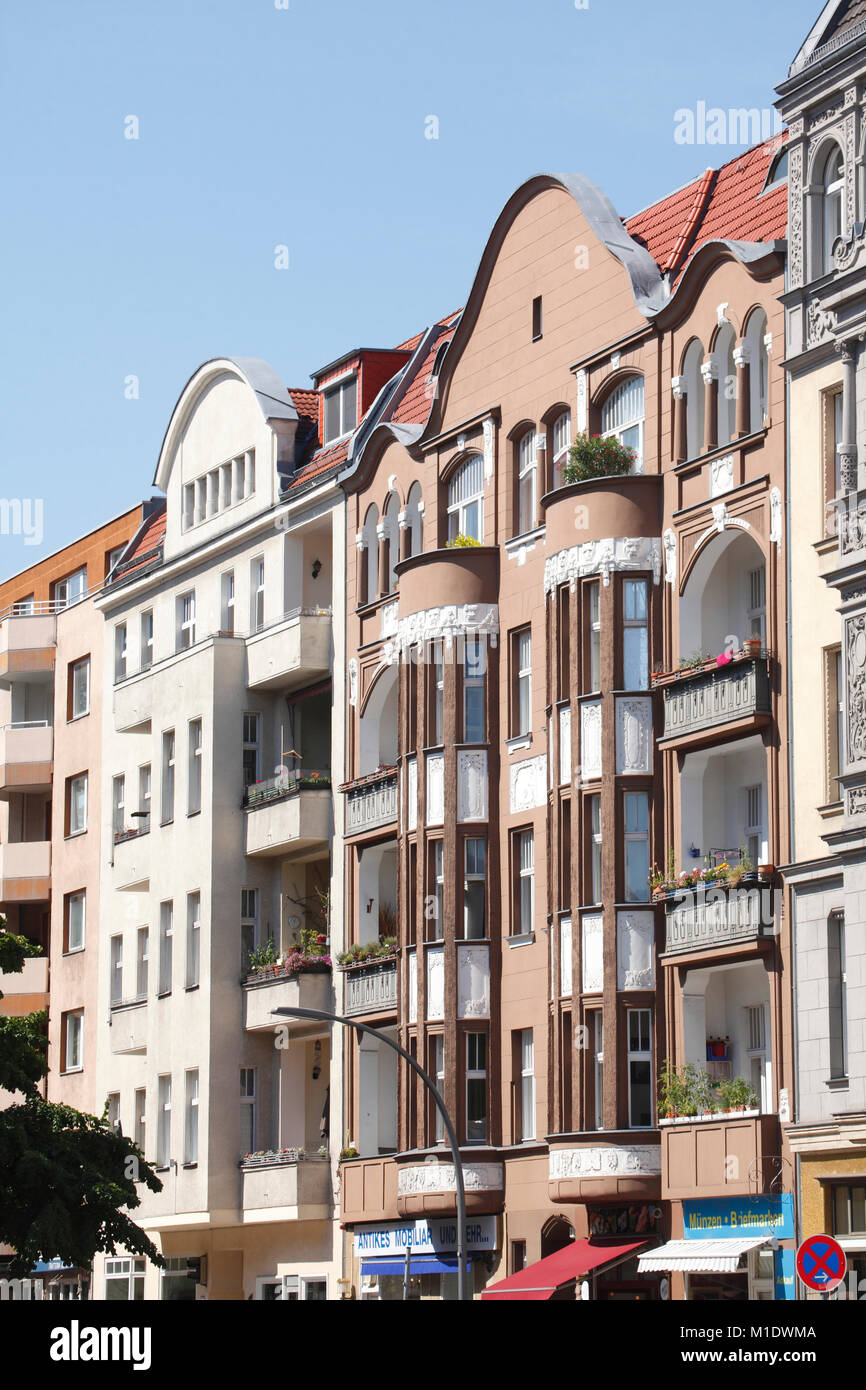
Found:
[335,142,794,1299]
[776,0,866,1302]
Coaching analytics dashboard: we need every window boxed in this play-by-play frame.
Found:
[157,1075,171,1167]
[207,469,219,518]
[513,829,534,936]
[746,1003,769,1112]
[183,482,195,531]
[510,1241,527,1275]
[517,431,538,534]
[823,387,844,536]
[114,624,127,681]
[69,657,90,719]
[140,610,154,670]
[54,567,87,609]
[220,572,235,635]
[110,935,123,1006]
[589,794,603,903]
[511,627,532,736]
[241,888,259,970]
[826,646,844,802]
[240,1068,257,1155]
[177,592,196,651]
[627,1009,653,1127]
[158,901,173,995]
[244,450,256,498]
[745,310,769,434]
[683,339,706,460]
[138,763,151,831]
[429,840,444,942]
[67,772,88,835]
[592,1013,604,1130]
[462,636,485,742]
[136,926,149,998]
[587,580,601,692]
[531,295,542,341]
[250,557,265,632]
[828,912,847,1080]
[463,838,486,939]
[106,1092,120,1134]
[161,730,175,823]
[63,1010,83,1071]
[134,1089,146,1152]
[242,713,261,788]
[430,640,444,745]
[105,1258,145,1302]
[747,566,766,643]
[622,579,648,689]
[184,1071,199,1164]
[601,375,644,472]
[552,410,571,487]
[323,375,358,444]
[112,774,126,838]
[715,323,737,448]
[65,890,85,952]
[431,1036,445,1144]
[623,792,649,902]
[447,456,484,543]
[745,784,764,867]
[518,1029,535,1141]
[160,1255,197,1302]
[186,892,201,989]
[466,1033,487,1141]
[822,146,844,273]
[833,1184,866,1236]
[220,460,232,509]
[188,719,202,814]
[556,586,570,702]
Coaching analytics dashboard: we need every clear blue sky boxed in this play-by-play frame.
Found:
[0,0,819,580]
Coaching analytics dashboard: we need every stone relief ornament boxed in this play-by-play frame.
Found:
[426,752,444,826]
[457,945,490,1019]
[549,1146,661,1180]
[807,297,837,346]
[380,601,398,639]
[695,503,751,551]
[384,602,499,664]
[426,946,444,1021]
[579,701,603,781]
[407,757,417,832]
[397,1163,504,1195]
[847,786,866,816]
[769,486,783,549]
[348,658,358,708]
[846,614,866,762]
[482,416,495,482]
[457,750,488,821]
[582,914,603,994]
[576,369,588,432]
[617,911,655,990]
[616,698,652,774]
[788,143,804,290]
[710,453,734,499]
[543,537,663,595]
[509,755,547,813]
[662,528,677,586]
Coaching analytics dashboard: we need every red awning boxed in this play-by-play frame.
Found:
[481,1239,649,1301]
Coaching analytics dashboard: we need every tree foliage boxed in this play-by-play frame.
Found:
[0,922,164,1276]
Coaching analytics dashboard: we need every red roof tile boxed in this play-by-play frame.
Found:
[110,504,167,582]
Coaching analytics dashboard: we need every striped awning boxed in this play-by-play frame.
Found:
[637,1237,769,1274]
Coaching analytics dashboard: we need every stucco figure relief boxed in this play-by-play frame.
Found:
[426,751,444,825]
[509,755,547,813]
[549,1145,661,1180]
[846,614,866,762]
[457,945,490,1019]
[582,914,603,994]
[616,697,652,774]
[617,910,655,990]
[543,537,663,595]
[397,1163,504,1195]
[580,701,603,781]
[457,750,488,821]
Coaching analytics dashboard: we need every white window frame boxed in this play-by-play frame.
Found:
[134,1088,146,1153]
[588,579,601,692]
[447,456,484,542]
[114,623,127,682]
[186,891,201,989]
[552,410,572,486]
[601,375,644,472]
[55,567,87,609]
[184,1070,199,1165]
[177,592,196,651]
[462,635,486,743]
[112,773,126,838]
[161,730,175,823]
[593,1012,604,1131]
[188,718,202,815]
[747,566,766,644]
[746,1002,771,1113]
[520,1029,536,1141]
[68,772,88,835]
[517,431,538,535]
[140,610,154,670]
[158,900,173,996]
[241,888,259,969]
[220,571,235,635]
[240,1067,257,1156]
[516,628,532,735]
[623,791,650,903]
[515,829,534,936]
[463,837,486,940]
[745,783,765,867]
[104,1257,145,1301]
[322,376,358,445]
[138,762,151,830]
[431,839,444,942]
[110,934,123,1006]
[250,557,265,633]
[627,1008,653,1129]
[823,146,845,273]
[64,1009,83,1071]
[136,926,149,999]
[157,1074,171,1168]
[589,794,603,903]
[66,890,85,952]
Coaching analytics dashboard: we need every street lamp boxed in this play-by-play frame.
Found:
[271,1004,470,1302]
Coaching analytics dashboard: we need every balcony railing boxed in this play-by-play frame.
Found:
[656,652,771,743]
[663,881,776,954]
[114,815,151,845]
[342,956,398,1016]
[342,767,398,835]
[243,769,331,808]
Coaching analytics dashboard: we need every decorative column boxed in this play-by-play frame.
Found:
[671,376,687,464]
[701,358,718,454]
[398,510,411,563]
[836,338,859,494]
[733,344,751,437]
[355,531,367,606]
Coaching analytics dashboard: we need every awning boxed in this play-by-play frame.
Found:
[362,1256,470,1277]
[481,1238,648,1300]
[637,1237,769,1274]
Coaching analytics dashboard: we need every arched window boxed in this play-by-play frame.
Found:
[823,146,844,272]
[447,455,484,542]
[552,410,572,487]
[517,430,538,534]
[715,324,737,448]
[405,481,423,557]
[361,504,378,605]
[763,148,788,190]
[683,339,705,460]
[383,492,400,592]
[744,310,769,433]
[601,375,644,472]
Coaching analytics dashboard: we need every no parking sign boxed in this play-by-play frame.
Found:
[795,1234,847,1294]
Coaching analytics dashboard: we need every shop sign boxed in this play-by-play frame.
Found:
[682,1195,794,1240]
[588,1205,659,1238]
[774,1247,796,1300]
[354,1215,497,1257]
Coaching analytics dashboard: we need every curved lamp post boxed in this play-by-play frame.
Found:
[271,1003,469,1302]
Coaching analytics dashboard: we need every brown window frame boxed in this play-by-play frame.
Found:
[510,825,535,938]
[509,626,532,738]
[556,585,571,702]
[66,654,91,722]
[63,888,86,953]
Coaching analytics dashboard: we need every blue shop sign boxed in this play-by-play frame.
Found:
[774,1247,796,1300]
[354,1215,497,1257]
[682,1195,794,1241]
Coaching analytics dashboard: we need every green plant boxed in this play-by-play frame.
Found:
[562,431,635,484]
[679,648,707,672]
[658,1061,688,1118]
[717,1076,759,1111]
[247,937,278,972]
[446,533,481,548]
[658,1062,720,1117]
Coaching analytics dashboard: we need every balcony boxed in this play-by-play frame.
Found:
[340,1155,399,1224]
[245,609,331,692]
[0,722,53,796]
[394,546,500,624]
[661,1112,781,1200]
[0,956,48,1013]
[242,967,332,1032]
[0,841,51,903]
[395,1155,505,1218]
[240,1152,331,1221]
[243,772,331,859]
[342,768,398,838]
[662,881,776,958]
[548,1137,662,1203]
[109,999,147,1054]
[112,826,150,891]
[113,676,153,733]
[342,957,398,1017]
[0,610,56,683]
[655,652,772,751]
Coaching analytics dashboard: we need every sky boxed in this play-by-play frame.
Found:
[0,0,820,580]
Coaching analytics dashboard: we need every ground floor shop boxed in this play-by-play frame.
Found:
[638,1194,796,1300]
[793,1145,866,1300]
[350,1215,498,1300]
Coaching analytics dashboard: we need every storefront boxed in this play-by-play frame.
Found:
[353,1216,498,1300]
[637,1195,795,1300]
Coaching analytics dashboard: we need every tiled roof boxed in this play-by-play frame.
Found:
[109,504,166,584]
[390,327,456,426]
[626,135,788,284]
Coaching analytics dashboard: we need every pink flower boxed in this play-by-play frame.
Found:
[716,651,733,666]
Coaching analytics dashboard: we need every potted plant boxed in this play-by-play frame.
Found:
[717,1076,759,1113]
[445,533,481,548]
[743,636,762,657]
[758,862,775,879]
[562,432,636,484]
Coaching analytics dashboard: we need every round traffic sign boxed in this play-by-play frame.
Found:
[795,1234,847,1293]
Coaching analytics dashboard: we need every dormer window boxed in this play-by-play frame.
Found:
[323,375,357,445]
